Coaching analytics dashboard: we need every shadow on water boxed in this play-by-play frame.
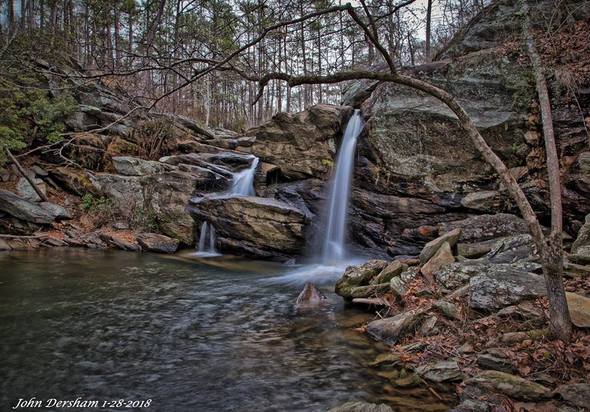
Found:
[0,249,451,411]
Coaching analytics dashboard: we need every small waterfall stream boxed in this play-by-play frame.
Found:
[229,156,259,196]
[196,221,219,256]
[321,109,364,263]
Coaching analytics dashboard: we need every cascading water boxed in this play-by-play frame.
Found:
[321,109,364,263]
[269,110,365,285]
[196,221,219,257]
[229,156,259,196]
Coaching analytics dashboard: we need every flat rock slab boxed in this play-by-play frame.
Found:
[0,189,70,224]
[137,233,179,253]
[469,267,546,310]
[416,360,463,383]
[464,370,551,401]
[419,228,461,263]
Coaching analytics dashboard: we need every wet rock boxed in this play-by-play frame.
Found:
[335,260,388,299]
[295,283,327,308]
[385,268,416,298]
[16,177,47,202]
[566,292,590,328]
[439,214,530,244]
[327,401,393,412]
[476,348,515,373]
[571,213,590,264]
[0,190,70,224]
[555,383,590,408]
[111,156,173,176]
[469,267,546,310]
[416,360,463,383]
[190,195,308,260]
[369,353,403,367]
[366,308,425,345]
[419,228,461,264]
[463,370,551,401]
[422,241,455,278]
[371,260,405,284]
[137,233,179,253]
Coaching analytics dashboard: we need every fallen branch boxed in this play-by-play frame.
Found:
[5,148,49,202]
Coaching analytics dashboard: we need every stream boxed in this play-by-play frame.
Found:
[0,249,448,411]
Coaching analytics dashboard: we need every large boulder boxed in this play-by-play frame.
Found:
[244,104,352,179]
[189,195,308,260]
[137,233,179,253]
[469,267,546,310]
[0,190,70,224]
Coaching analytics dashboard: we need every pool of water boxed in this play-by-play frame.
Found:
[0,249,449,411]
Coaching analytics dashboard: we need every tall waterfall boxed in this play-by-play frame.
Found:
[229,156,259,196]
[321,110,363,263]
[196,221,219,256]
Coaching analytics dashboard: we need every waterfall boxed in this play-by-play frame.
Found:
[196,221,219,256]
[321,110,363,263]
[229,156,259,196]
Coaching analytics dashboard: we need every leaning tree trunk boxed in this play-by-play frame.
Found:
[522,0,572,341]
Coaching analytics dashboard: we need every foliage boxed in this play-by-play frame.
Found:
[80,193,115,220]
[0,60,76,165]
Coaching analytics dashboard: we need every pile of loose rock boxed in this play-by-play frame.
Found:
[332,214,590,411]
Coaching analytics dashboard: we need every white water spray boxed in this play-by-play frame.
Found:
[229,156,259,196]
[196,221,219,257]
[321,110,363,263]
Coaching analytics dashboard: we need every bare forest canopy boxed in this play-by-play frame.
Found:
[0,0,489,130]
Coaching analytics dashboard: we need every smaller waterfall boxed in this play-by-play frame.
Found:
[229,156,259,196]
[196,221,219,256]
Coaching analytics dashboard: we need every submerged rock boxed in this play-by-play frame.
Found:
[295,283,327,309]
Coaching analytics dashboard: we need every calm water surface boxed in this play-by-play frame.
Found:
[0,249,447,412]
